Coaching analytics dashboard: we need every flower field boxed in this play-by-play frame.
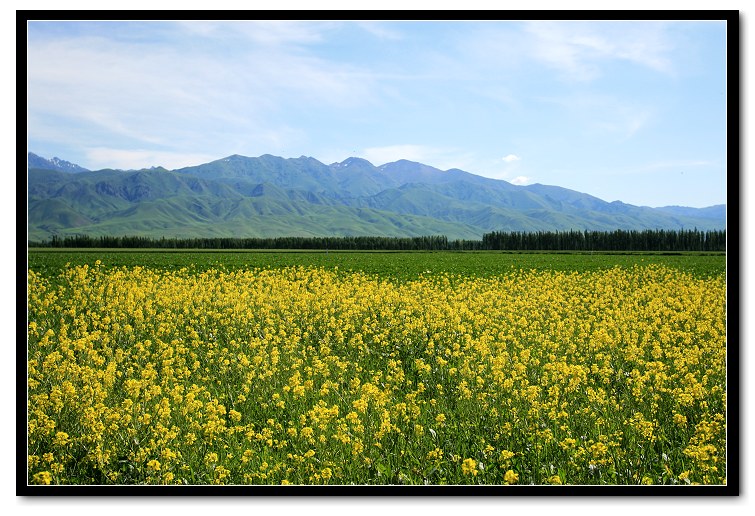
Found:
[26,255,727,486]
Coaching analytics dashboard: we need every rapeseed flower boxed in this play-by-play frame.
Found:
[32,471,52,485]
[26,263,726,485]
[461,458,478,476]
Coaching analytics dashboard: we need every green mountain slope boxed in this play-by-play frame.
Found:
[27,153,726,242]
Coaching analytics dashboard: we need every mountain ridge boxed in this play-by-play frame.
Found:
[28,152,90,173]
[26,152,726,242]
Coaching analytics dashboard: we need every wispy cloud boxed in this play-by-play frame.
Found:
[524,21,675,81]
[537,93,654,140]
[526,22,603,82]
[354,21,404,40]
[510,176,531,185]
[460,21,677,84]
[175,20,334,46]
[27,21,381,167]
[479,153,530,183]
[596,108,653,141]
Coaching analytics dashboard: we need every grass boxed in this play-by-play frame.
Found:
[27,248,727,281]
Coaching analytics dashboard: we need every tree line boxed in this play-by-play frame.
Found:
[34,234,458,251]
[481,228,726,252]
[31,228,725,252]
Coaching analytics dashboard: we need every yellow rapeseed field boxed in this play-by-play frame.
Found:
[26,262,726,485]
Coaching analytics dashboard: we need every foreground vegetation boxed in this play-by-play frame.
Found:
[27,249,726,282]
[26,254,727,485]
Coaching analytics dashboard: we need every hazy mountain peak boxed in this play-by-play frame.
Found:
[332,157,375,169]
[28,152,89,173]
[379,158,426,170]
[216,154,251,163]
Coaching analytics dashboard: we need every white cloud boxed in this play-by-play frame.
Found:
[537,94,654,140]
[27,22,382,161]
[502,154,521,163]
[84,147,218,170]
[175,20,333,46]
[458,21,678,85]
[510,176,532,186]
[355,21,404,40]
[524,21,675,82]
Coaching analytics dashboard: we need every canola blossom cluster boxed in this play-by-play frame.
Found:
[27,263,727,485]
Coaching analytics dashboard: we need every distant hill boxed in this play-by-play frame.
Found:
[27,152,89,173]
[26,152,726,242]
[654,204,726,220]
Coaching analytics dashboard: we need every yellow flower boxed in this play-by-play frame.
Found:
[461,458,478,476]
[504,470,519,484]
[25,262,726,486]
[52,431,70,447]
[32,471,52,485]
[214,466,231,483]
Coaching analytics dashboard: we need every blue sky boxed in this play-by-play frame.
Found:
[26,19,728,208]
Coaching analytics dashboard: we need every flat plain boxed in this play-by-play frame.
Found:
[27,249,726,280]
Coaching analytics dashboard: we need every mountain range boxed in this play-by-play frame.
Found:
[26,152,726,242]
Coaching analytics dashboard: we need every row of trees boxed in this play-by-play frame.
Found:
[32,228,726,252]
[481,228,727,252]
[35,234,458,251]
